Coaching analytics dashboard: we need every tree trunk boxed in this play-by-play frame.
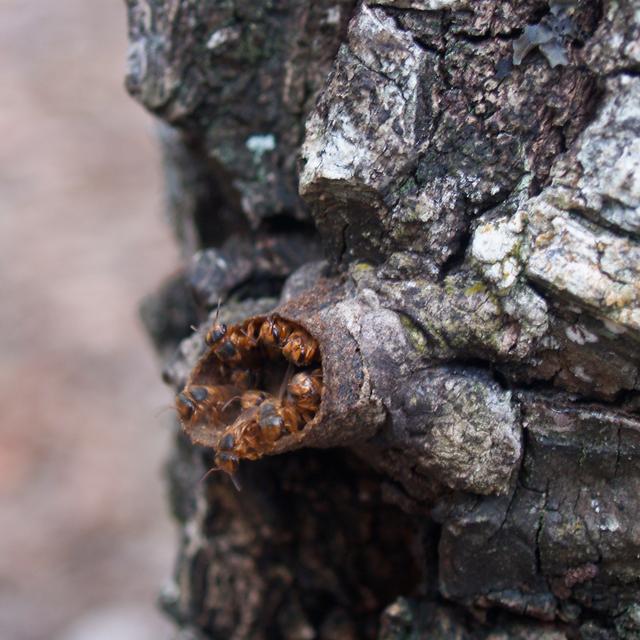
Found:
[126,1,640,638]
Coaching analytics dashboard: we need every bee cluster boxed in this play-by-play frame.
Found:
[176,315,322,485]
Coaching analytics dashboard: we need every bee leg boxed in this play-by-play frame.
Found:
[228,472,242,491]
[214,452,242,491]
[278,362,294,402]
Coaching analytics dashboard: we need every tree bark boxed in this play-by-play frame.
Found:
[128,1,640,638]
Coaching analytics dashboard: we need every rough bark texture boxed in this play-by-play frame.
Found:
[128,0,640,638]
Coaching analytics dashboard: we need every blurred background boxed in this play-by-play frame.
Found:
[0,1,179,638]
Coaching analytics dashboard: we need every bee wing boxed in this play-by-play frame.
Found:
[182,420,220,449]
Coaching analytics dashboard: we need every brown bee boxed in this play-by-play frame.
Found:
[216,406,262,460]
[204,320,227,349]
[259,316,293,356]
[206,330,246,366]
[231,396,286,450]
[213,433,242,489]
[229,368,256,391]
[281,329,319,367]
[216,394,300,453]
[205,314,261,367]
[241,317,263,343]
[280,402,304,434]
[202,412,261,490]
[256,401,285,443]
[233,406,264,454]
[258,398,304,438]
[212,414,262,490]
[204,301,228,348]
[287,369,322,417]
[206,396,307,489]
[214,450,240,476]
[175,384,238,427]
[204,317,240,364]
[240,389,270,410]
[215,432,241,474]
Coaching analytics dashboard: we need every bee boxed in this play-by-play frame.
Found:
[257,398,304,439]
[281,329,319,367]
[206,329,250,366]
[230,394,286,450]
[205,314,262,367]
[229,368,256,391]
[287,369,322,418]
[256,401,285,443]
[215,407,262,462]
[240,389,270,410]
[281,402,304,434]
[214,450,240,476]
[175,384,239,427]
[204,301,228,348]
[215,432,241,475]
[204,320,227,349]
[259,316,293,357]
[232,406,264,454]
[215,387,269,418]
[210,411,263,490]
[204,312,239,364]
[233,317,262,352]
[213,439,242,490]
[215,395,302,460]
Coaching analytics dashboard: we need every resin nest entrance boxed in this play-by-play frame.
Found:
[176,315,322,480]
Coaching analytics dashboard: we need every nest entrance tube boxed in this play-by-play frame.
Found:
[175,314,323,479]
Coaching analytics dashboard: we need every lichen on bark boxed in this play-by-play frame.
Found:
[128,0,640,637]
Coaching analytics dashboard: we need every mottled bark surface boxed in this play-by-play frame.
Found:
[128,0,640,638]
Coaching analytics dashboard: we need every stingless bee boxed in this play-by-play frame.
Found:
[258,316,293,357]
[281,330,319,367]
[213,395,304,472]
[287,369,322,418]
[175,384,239,426]
[205,313,262,367]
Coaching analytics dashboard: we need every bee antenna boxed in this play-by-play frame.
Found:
[198,465,242,492]
[198,466,221,485]
[154,405,178,418]
[221,395,242,412]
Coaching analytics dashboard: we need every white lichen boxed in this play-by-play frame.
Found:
[206,26,241,50]
[471,211,526,293]
[246,134,276,158]
[565,324,599,345]
[365,0,467,8]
